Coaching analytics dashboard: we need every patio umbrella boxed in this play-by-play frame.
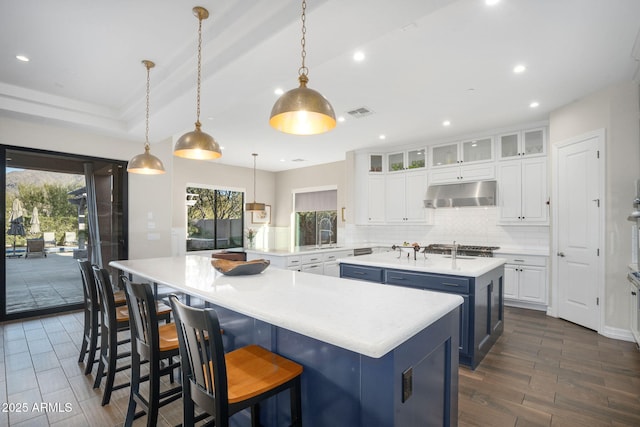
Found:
[7,198,26,257]
[30,206,41,234]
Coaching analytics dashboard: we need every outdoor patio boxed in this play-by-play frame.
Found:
[4,249,83,314]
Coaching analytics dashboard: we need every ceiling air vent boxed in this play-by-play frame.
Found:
[347,106,374,118]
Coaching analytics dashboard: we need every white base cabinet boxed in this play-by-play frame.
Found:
[501,253,548,310]
[247,250,353,277]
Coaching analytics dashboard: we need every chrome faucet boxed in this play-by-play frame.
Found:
[318,217,333,248]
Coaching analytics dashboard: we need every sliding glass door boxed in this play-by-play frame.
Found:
[1,145,128,321]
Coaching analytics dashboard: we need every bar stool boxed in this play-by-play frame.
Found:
[169,294,303,427]
[122,278,182,427]
[92,266,172,406]
[78,260,127,374]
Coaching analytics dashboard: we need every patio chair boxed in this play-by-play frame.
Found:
[64,231,77,246]
[25,238,46,258]
[43,232,56,247]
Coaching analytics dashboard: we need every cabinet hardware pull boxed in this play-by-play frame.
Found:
[514,259,525,262]
[632,291,637,296]
[389,276,405,280]
[443,283,459,287]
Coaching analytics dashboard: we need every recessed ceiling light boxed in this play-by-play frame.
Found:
[274,88,284,96]
[16,55,29,62]
[442,120,451,127]
[379,134,386,140]
[485,0,500,6]
[353,51,365,62]
[337,116,345,122]
[513,64,526,74]
[280,158,286,162]
[529,101,540,108]
[220,146,225,150]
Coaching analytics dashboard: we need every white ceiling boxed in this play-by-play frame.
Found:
[1,0,639,171]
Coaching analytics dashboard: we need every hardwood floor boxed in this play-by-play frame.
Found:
[459,307,640,427]
[1,306,639,426]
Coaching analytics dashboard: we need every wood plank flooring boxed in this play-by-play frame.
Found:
[459,307,640,427]
[1,306,639,426]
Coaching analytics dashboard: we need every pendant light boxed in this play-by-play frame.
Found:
[127,60,166,175]
[245,153,266,212]
[269,0,336,135]
[174,6,222,160]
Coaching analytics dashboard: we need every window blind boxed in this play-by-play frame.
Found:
[294,189,337,212]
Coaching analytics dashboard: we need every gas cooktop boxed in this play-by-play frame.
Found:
[423,244,500,257]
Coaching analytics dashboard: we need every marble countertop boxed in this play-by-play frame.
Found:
[110,255,463,358]
[339,252,506,277]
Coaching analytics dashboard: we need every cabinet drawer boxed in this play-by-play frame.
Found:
[500,254,546,267]
[323,250,353,262]
[301,253,323,264]
[340,264,384,283]
[286,256,302,267]
[385,269,470,294]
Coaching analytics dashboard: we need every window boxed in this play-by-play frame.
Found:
[294,189,337,247]
[186,187,244,251]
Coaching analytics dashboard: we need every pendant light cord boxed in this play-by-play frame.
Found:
[298,0,308,77]
[144,62,151,148]
[196,12,204,126]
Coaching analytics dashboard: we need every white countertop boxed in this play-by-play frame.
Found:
[110,255,463,358]
[339,252,506,277]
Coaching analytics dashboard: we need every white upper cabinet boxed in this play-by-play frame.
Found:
[498,157,548,224]
[429,138,494,184]
[388,148,426,173]
[368,153,384,173]
[431,137,493,167]
[498,128,546,160]
[367,174,385,223]
[385,170,428,223]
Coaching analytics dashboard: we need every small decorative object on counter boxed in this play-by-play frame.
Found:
[211,258,270,276]
[391,242,422,260]
[246,228,256,248]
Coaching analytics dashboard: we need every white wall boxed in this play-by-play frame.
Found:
[549,80,640,331]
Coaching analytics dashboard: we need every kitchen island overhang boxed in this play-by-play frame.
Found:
[110,255,463,427]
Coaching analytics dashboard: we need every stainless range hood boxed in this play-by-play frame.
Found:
[423,180,497,208]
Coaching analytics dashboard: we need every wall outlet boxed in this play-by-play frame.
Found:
[402,367,413,402]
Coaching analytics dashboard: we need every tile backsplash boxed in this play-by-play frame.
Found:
[346,207,549,249]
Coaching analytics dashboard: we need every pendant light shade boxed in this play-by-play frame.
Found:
[245,153,266,212]
[174,6,222,160]
[128,60,166,175]
[269,0,335,135]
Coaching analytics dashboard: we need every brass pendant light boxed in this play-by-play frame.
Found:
[245,153,266,212]
[269,0,336,135]
[127,60,166,175]
[174,6,222,160]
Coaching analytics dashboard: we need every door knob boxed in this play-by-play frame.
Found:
[557,251,565,257]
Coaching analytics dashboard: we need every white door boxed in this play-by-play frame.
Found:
[556,133,601,330]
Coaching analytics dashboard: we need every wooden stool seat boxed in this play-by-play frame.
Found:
[158,323,180,352]
[115,302,171,323]
[113,290,126,306]
[216,344,303,404]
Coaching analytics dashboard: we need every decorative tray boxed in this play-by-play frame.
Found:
[211,258,270,276]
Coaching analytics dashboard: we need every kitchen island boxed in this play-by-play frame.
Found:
[340,251,506,369]
[110,255,463,427]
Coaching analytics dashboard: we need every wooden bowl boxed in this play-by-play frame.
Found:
[211,258,270,276]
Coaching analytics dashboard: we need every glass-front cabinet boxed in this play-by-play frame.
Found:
[462,137,493,163]
[368,154,384,173]
[388,148,426,172]
[431,143,459,167]
[498,128,546,160]
[431,138,493,167]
